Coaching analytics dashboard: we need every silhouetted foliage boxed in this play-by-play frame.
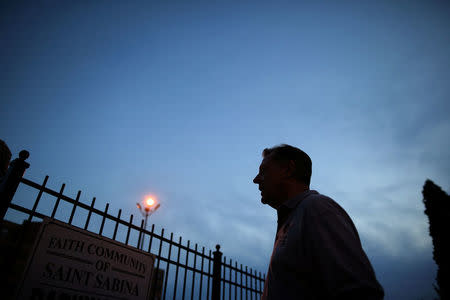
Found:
[422,179,450,300]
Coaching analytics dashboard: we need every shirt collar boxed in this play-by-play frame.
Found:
[276,190,318,232]
[278,189,318,211]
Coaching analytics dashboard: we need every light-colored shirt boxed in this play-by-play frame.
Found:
[261,190,384,300]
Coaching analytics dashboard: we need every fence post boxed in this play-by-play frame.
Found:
[212,244,222,300]
[0,150,30,222]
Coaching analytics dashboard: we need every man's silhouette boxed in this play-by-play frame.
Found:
[253,144,384,299]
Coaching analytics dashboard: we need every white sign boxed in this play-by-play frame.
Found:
[17,218,155,300]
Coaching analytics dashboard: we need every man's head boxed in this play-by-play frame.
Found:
[0,139,12,177]
[253,144,312,208]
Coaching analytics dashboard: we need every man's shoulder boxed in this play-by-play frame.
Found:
[301,190,336,206]
[301,191,345,217]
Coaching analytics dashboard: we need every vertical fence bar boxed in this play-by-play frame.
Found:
[207,250,212,300]
[262,273,265,297]
[163,232,174,300]
[252,270,255,299]
[259,272,263,296]
[125,214,133,245]
[245,266,248,300]
[137,219,144,249]
[234,261,237,299]
[26,175,48,222]
[182,240,190,300]
[84,197,96,230]
[50,183,65,218]
[148,224,155,252]
[68,190,81,225]
[228,258,232,300]
[198,247,205,300]
[98,203,109,235]
[0,150,30,223]
[190,243,198,300]
[249,268,253,300]
[240,264,243,300]
[112,209,122,240]
[222,256,226,300]
[252,270,258,299]
[212,245,222,300]
[151,228,164,300]
[258,270,261,298]
[173,236,182,300]
[254,270,258,299]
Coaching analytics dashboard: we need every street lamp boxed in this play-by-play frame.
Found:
[136,196,160,249]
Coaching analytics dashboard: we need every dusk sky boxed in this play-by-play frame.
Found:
[1,1,449,299]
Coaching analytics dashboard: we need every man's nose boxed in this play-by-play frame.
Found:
[253,175,259,184]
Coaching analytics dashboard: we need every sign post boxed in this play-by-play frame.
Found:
[16,218,155,300]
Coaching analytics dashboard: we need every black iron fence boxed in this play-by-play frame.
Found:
[0,151,265,300]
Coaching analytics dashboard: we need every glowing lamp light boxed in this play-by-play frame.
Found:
[136,195,160,250]
[145,198,155,207]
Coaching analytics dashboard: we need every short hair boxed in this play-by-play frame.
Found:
[0,139,12,177]
[262,144,312,186]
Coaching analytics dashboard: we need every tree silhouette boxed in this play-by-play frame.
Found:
[422,179,449,300]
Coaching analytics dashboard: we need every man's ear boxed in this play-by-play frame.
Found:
[283,160,296,179]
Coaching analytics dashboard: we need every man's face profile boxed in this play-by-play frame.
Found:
[253,155,284,208]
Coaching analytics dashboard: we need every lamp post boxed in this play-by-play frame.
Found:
[136,197,160,250]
